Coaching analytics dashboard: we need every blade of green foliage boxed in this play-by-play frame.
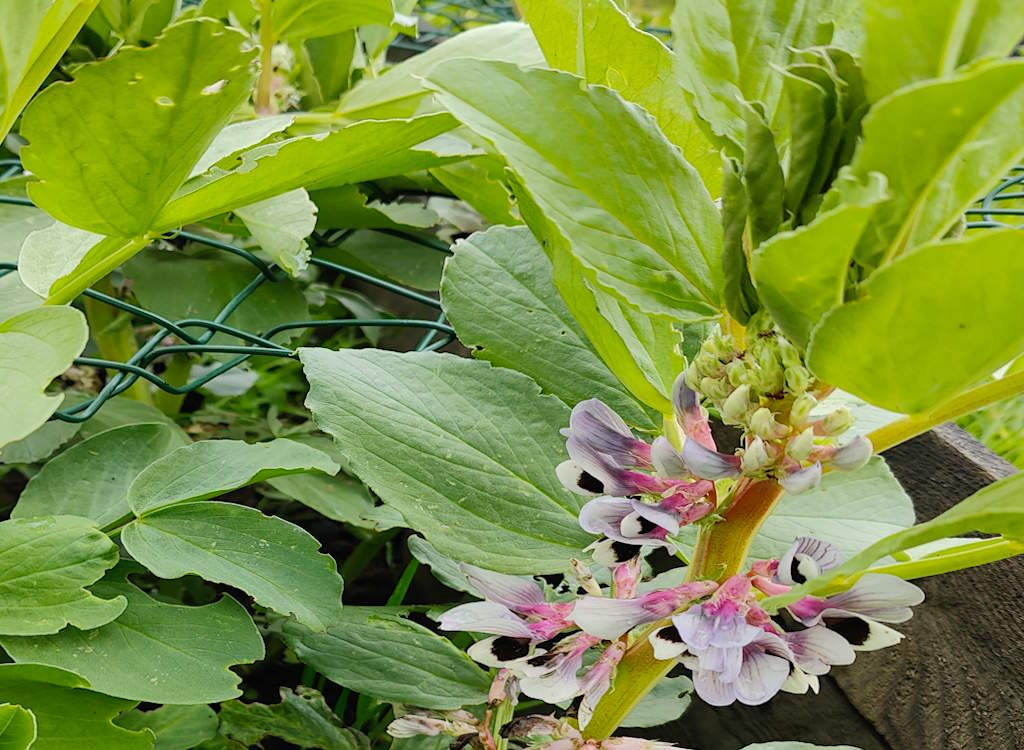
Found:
[0,664,151,750]
[1,564,264,704]
[807,229,1024,414]
[849,60,1024,267]
[862,0,1024,102]
[518,0,719,191]
[300,348,593,573]
[781,64,835,219]
[407,536,474,594]
[13,423,189,528]
[671,0,837,152]
[315,230,445,291]
[720,158,759,324]
[0,306,88,450]
[153,113,458,230]
[17,221,103,298]
[20,19,257,236]
[219,687,369,750]
[77,396,188,440]
[190,114,295,177]
[337,22,543,119]
[234,188,317,276]
[87,0,179,46]
[441,226,655,429]
[311,184,439,231]
[621,675,692,728]
[428,60,723,321]
[742,102,785,246]
[115,705,218,750]
[282,608,491,709]
[127,438,339,515]
[751,173,888,348]
[429,156,519,226]
[0,0,99,142]
[0,204,48,323]
[0,516,125,635]
[270,0,394,41]
[0,420,80,465]
[302,31,358,106]
[0,703,36,750]
[121,501,344,630]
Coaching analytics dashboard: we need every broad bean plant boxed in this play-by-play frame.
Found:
[0,1,1022,749]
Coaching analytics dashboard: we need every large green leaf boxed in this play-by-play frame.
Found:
[621,675,692,728]
[751,173,887,348]
[0,564,264,704]
[127,438,339,515]
[862,0,1024,102]
[115,705,218,750]
[235,188,317,276]
[441,226,655,429]
[0,306,88,450]
[0,204,48,323]
[300,348,593,573]
[518,0,719,191]
[219,688,368,750]
[0,515,125,636]
[0,703,36,750]
[0,421,79,466]
[282,608,490,710]
[807,230,1024,414]
[270,0,394,41]
[427,60,723,321]
[0,664,152,750]
[670,0,836,151]
[0,0,99,142]
[849,60,1024,267]
[337,22,543,119]
[13,423,189,528]
[20,19,257,236]
[121,501,344,630]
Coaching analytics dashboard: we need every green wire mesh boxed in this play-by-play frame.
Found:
[965,165,1024,230]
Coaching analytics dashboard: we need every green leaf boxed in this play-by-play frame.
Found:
[0,703,36,750]
[270,0,394,41]
[0,664,152,750]
[0,563,264,704]
[17,221,127,299]
[862,0,1024,102]
[77,396,188,440]
[742,101,784,247]
[13,423,189,527]
[300,348,592,573]
[311,184,439,231]
[720,158,759,324]
[219,687,368,750]
[0,420,80,465]
[282,608,490,709]
[153,113,458,231]
[234,188,317,276]
[0,516,125,635]
[0,204,48,323]
[848,60,1024,267]
[518,0,719,191]
[406,536,473,595]
[807,229,1024,414]
[21,19,257,236]
[621,675,692,728]
[751,173,888,348]
[115,705,218,750]
[337,22,543,119]
[302,32,358,105]
[671,0,837,151]
[441,226,655,429]
[0,306,88,450]
[190,114,296,178]
[428,60,723,321]
[127,437,339,515]
[0,0,99,142]
[314,229,445,291]
[121,501,344,630]
[429,156,519,227]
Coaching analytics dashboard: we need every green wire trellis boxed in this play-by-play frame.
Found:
[0,191,455,424]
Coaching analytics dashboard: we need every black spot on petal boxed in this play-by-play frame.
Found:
[609,540,639,562]
[654,625,683,643]
[491,636,532,662]
[790,557,807,584]
[826,617,870,646]
[578,471,604,494]
[637,516,659,534]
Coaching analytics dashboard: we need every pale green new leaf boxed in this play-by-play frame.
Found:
[271,0,395,41]
[671,0,836,151]
[751,173,888,348]
[235,188,318,276]
[0,0,99,142]
[13,422,189,528]
[21,19,257,236]
[0,703,36,750]
[428,60,723,321]
[337,23,543,119]
[283,608,491,709]
[17,221,102,298]
[190,114,295,178]
[862,0,1024,102]
[0,306,88,451]
[849,60,1024,267]
[441,226,655,429]
[219,688,369,750]
[127,438,339,515]
[1,564,265,704]
[115,705,218,750]
[0,515,126,636]
[621,675,692,728]
[807,230,1024,414]
[0,203,48,323]
[300,348,593,573]
[518,0,719,191]
[0,664,152,750]
[121,501,344,630]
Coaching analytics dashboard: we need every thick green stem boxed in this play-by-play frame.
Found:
[255,0,275,114]
[152,354,191,415]
[84,278,151,404]
[867,370,1024,453]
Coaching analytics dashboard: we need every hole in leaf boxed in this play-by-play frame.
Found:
[155,96,175,107]
[201,79,228,95]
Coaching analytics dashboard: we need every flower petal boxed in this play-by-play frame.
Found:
[651,437,689,479]
[649,625,688,660]
[467,635,536,667]
[733,648,790,706]
[681,439,741,480]
[589,538,641,566]
[566,399,652,468]
[557,460,605,496]
[817,574,925,624]
[826,616,906,651]
[460,564,546,610]
[579,496,634,536]
[672,374,716,450]
[832,435,873,471]
[690,668,737,706]
[629,499,681,535]
[780,462,823,494]
[776,536,843,585]
[572,596,658,640]
[438,601,533,638]
[783,625,855,675]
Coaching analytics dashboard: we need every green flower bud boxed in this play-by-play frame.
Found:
[787,427,816,461]
[749,407,788,439]
[822,406,854,436]
[741,437,772,473]
[722,384,752,423]
[725,360,749,387]
[700,375,731,401]
[790,393,817,426]
[785,364,814,394]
